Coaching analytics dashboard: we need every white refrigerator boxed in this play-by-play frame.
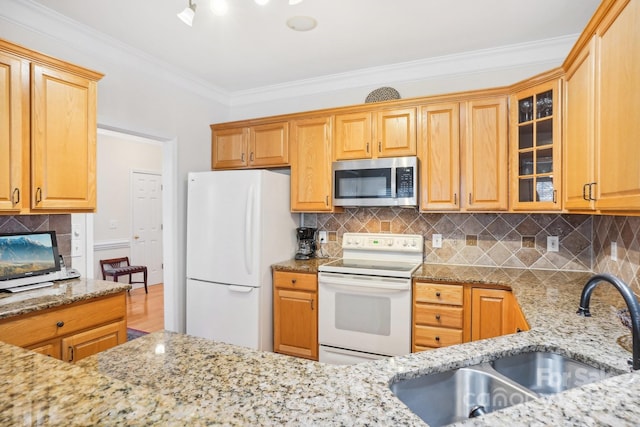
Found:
[185,170,298,351]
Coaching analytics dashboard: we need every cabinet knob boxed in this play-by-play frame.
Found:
[291,279,297,284]
[435,292,441,297]
[435,314,441,320]
[56,321,64,328]
[435,336,440,341]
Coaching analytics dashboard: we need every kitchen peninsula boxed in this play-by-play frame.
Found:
[2,266,640,425]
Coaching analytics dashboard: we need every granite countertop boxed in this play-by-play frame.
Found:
[2,264,640,425]
[0,278,131,320]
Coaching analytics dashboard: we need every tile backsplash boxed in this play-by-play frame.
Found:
[0,215,72,265]
[304,208,640,292]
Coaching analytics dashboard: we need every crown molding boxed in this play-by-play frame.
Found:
[229,34,578,106]
[1,0,577,110]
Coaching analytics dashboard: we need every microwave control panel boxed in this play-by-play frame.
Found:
[396,167,414,197]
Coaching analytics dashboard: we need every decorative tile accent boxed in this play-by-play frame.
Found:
[593,216,640,292]
[311,208,593,271]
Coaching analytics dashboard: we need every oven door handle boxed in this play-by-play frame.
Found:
[318,273,410,292]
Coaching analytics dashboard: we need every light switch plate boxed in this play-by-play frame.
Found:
[611,241,618,261]
[318,231,328,243]
[432,234,443,249]
[547,236,559,252]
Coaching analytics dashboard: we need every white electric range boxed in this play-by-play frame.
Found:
[318,233,424,365]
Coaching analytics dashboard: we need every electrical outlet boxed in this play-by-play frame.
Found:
[547,236,559,252]
[432,234,443,249]
[611,241,618,261]
[318,231,328,244]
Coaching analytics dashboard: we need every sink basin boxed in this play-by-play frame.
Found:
[390,365,536,427]
[490,351,612,396]
[390,351,617,426]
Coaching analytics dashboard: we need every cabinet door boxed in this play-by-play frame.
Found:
[273,288,318,360]
[595,0,640,210]
[376,108,416,158]
[28,339,61,360]
[471,288,514,341]
[461,97,509,211]
[563,38,597,211]
[334,112,371,160]
[0,51,27,212]
[290,116,334,211]
[249,122,289,167]
[61,320,126,363]
[31,64,97,210]
[511,80,562,211]
[212,127,248,169]
[419,103,460,210]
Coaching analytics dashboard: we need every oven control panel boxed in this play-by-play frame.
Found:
[342,233,423,252]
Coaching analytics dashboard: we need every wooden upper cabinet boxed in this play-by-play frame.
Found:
[31,64,97,210]
[211,121,288,169]
[594,0,640,210]
[290,116,334,212]
[0,50,27,213]
[564,37,597,211]
[249,122,288,167]
[510,79,562,211]
[212,127,248,169]
[0,39,103,214]
[334,107,416,160]
[419,102,460,210]
[460,97,509,211]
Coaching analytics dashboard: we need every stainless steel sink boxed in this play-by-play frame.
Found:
[490,351,612,396]
[389,364,536,427]
[390,351,616,427]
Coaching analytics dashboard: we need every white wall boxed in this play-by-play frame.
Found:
[93,131,163,280]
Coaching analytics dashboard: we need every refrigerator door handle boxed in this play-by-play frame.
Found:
[229,285,254,293]
[244,184,254,275]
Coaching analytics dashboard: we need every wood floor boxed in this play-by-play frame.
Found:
[126,283,164,332]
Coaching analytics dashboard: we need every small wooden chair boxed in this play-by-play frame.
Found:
[100,257,148,293]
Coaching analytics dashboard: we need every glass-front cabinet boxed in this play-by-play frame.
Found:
[510,79,562,210]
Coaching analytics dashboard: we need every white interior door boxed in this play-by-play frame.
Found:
[132,171,163,286]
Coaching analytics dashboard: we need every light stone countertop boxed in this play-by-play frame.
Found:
[2,266,640,425]
[0,278,131,319]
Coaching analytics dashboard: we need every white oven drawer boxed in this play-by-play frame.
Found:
[318,272,411,357]
[319,345,388,365]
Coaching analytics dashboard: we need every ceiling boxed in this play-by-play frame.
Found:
[31,0,601,94]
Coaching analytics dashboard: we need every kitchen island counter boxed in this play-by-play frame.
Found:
[3,266,640,425]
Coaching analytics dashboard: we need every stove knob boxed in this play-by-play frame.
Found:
[387,239,394,247]
[402,240,408,247]
[410,239,417,247]
[346,238,352,246]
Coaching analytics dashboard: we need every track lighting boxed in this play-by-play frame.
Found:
[177,0,197,26]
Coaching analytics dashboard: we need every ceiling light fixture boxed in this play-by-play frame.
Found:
[286,16,316,31]
[254,0,270,5]
[177,0,197,26]
[289,0,303,4]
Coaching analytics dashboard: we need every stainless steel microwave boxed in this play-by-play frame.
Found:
[332,156,418,207]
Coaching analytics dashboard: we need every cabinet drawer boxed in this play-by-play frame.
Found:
[274,271,317,291]
[415,283,463,306]
[414,325,463,348]
[415,303,463,328]
[0,293,126,348]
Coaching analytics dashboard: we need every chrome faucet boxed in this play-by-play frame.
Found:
[577,273,640,370]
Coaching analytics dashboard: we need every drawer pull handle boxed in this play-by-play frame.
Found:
[435,336,440,341]
[435,292,441,297]
[68,346,74,362]
[435,314,441,320]
[56,321,64,328]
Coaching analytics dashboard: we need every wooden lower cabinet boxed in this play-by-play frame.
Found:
[0,292,127,362]
[273,271,318,360]
[470,287,515,341]
[412,281,528,352]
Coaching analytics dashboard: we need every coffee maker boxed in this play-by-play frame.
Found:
[295,227,317,260]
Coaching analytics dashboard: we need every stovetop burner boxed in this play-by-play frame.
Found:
[318,233,423,278]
